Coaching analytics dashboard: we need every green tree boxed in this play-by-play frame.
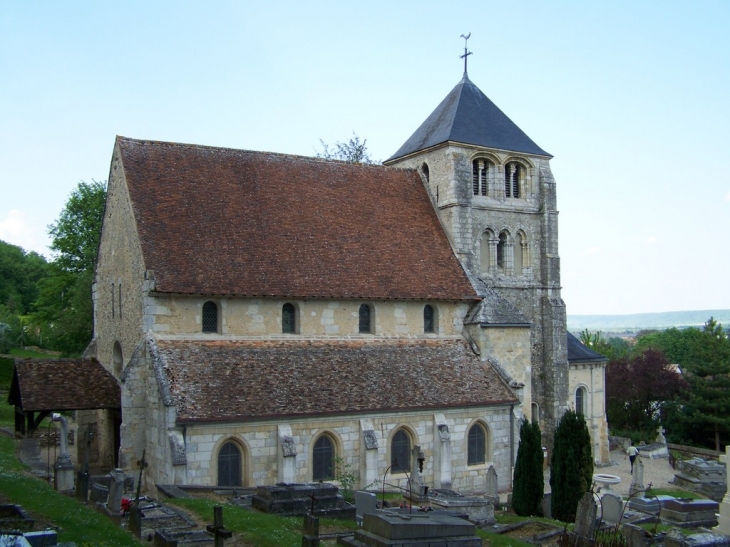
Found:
[578,329,622,360]
[0,240,49,315]
[550,410,593,522]
[317,132,375,164]
[633,327,703,365]
[33,180,106,356]
[680,318,730,451]
[512,419,544,516]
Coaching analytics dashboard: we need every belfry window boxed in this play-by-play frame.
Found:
[497,233,507,269]
[505,162,522,198]
[202,301,218,333]
[282,303,296,334]
[472,159,490,196]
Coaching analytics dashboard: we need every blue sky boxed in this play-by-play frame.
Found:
[1,1,728,315]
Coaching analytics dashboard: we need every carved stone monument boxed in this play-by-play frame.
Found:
[52,414,75,492]
[630,457,645,497]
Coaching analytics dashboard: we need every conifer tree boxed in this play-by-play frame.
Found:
[512,418,544,516]
[550,409,594,522]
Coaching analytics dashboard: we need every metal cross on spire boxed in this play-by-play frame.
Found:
[460,32,472,76]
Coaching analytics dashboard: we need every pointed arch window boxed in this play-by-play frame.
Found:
[313,434,335,481]
[202,301,218,333]
[391,429,411,473]
[467,423,487,465]
[422,163,429,183]
[576,387,587,415]
[282,303,296,334]
[218,441,242,487]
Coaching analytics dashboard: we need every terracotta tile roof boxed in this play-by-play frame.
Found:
[116,137,478,301]
[8,359,121,412]
[152,338,518,423]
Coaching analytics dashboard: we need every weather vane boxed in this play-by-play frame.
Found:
[460,32,472,75]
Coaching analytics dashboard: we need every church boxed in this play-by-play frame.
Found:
[84,65,609,494]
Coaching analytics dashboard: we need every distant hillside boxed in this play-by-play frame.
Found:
[567,310,730,332]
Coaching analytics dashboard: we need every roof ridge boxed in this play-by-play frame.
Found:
[116,136,389,169]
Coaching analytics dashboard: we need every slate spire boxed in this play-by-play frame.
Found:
[387,76,550,161]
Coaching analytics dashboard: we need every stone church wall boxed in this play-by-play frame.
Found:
[182,406,514,493]
[569,362,610,463]
[148,297,470,338]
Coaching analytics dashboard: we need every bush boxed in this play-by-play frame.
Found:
[550,410,594,522]
[512,419,544,516]
[0,356,14,389]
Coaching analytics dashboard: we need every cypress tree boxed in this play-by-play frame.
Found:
[550,409,594,522]
[512,418,544,516]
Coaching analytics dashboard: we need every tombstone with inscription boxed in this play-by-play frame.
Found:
[485,465,499,506]
[601,493,624,523]
[354,491,377,527]
[51,414,75,492]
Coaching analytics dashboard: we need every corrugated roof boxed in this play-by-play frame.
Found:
[8,359,120,412]
[152,338,518,423]
[387,75,550,161]
[567,332,608,363]
[117,137,478,301]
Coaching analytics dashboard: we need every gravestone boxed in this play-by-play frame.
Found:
[622,523,647,547]
[601,493,623,523]
[660,498,719,528]
[338,512,481,547]
[674,458,726,499]
[354,491,377,526]
[574,492,597,547]
[627,494,675,514]
[630,457,645,497]
[107,468,126,515]
[428,489,495,526]
[656,425,667,444]
[301,513,319,547]
[485,465,499,506]
[251,483,354,518]
[53,415,74,492]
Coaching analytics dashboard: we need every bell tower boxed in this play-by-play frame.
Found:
[384,69,570,447]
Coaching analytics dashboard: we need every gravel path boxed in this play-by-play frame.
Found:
[544,449,683,498]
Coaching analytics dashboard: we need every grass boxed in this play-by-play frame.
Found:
[645,487,703,499]
[7,347,57,359]
[167,498,357,547]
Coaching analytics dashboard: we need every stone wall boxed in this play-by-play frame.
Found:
[569,362,609,463]
[180,406,515,493]
[148,296,471,338]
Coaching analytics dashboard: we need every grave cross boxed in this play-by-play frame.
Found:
[206,505,232,547]
[135,449,148,504]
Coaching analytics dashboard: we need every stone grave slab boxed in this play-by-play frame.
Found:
[252,482,354,518]
[338,512,481,547]
[627,494,675,514]
[428,489,495,525]
[660,498,719,528]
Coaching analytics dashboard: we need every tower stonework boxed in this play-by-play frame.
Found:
[385,74,572,448]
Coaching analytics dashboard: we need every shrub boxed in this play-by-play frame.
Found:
[512,419,544,516]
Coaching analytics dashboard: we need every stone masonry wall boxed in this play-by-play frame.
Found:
[182,406,514,493]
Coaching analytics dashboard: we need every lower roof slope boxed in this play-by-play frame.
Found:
[567,332,608,363]
[116,137,477,301]
[8,359,121,412]
[152,338,518,423]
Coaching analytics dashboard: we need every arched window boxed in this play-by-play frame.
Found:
[472,159,492,196]
[531,402,539,424]
[421,163,429,183]
[514,231,526,273]
[112,341,123,376]
[480,230,493,273]
[505,162,522,198]
[391,429,411,473]
[576,387,586,415]
[467,423,487,465]
[423,305,434,333]
[313,434,335,481]
[217,441,242,487]
[282,303,296,334]
[202,301,218,333]
[359,304,372,333]
[497,232,507,269]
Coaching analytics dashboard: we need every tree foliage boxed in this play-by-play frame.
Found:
[605,348,686,435]
[550,410,593,522]
[578,330,630,361]
[0,240,49,315]
[33,180,106,356]
[317,132,375,164]
[633,327,703,365]
[512,419,544,516]
[678,318,730,450]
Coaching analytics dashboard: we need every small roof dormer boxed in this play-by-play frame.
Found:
[386,75,550,163]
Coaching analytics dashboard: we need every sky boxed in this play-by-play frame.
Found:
[1,1,728,316]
